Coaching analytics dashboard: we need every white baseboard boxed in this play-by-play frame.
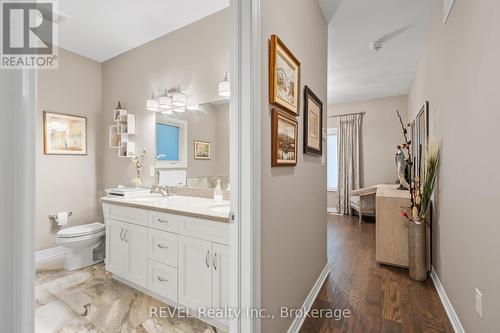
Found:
[35,246,66,262]
[430,266,465,333]
[287,263,330,333]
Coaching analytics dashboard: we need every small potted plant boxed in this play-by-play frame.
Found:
[130,149,146,188]
[396,111,439,281]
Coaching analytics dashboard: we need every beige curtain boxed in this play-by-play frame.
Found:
[337,114,361,214]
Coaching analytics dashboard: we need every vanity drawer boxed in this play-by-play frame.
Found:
[148,259,178,302]
[149,211,179,233]
[103,203,148,226]
[178,216,230,245]
[148,229,178,267]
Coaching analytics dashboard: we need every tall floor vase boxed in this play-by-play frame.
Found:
[408,220,427,281]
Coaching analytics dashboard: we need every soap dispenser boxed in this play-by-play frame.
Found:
[214,178,223,202]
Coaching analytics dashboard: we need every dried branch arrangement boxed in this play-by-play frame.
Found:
[396,110,439,223]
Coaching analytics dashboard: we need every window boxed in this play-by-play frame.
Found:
[327,128,338,191]
[155,117,187,169]
[156,123,179,161]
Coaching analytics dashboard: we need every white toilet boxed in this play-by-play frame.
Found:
[56,222,106,271]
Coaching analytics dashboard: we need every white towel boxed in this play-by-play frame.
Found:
[158,170,187,187]
[56,212,69,226]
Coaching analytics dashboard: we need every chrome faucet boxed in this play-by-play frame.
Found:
[151,184,173,197]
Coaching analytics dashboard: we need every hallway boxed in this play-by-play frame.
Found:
[300,214,453,333]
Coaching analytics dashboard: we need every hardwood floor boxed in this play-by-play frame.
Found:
[300,214,453,333]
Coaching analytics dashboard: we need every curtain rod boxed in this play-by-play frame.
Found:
[328,111,366,118]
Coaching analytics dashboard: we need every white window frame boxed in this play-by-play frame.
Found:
[327,128,338,192]
[154,117,188,169]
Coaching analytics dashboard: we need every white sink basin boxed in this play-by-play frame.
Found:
[208,204,230,214]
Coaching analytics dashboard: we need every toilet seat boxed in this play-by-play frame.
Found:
[57,222,105,238]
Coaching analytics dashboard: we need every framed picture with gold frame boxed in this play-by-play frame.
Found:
[194,140,211,160]
[271,108,298,166]
[269,34,301,116]
[303,86,323,156]
[43,111,87,155]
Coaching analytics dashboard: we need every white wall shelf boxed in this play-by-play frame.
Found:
[109,104,136,157]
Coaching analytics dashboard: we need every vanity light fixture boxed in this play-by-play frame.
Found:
[158,89,173,113]
[218,72,230,97]
[146,85,187,114]
[146,92,160,112]
[172,86,186,107]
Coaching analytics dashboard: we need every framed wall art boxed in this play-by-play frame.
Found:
[303,86,323,156]
[414,101,429,179]
[43,111,87,155]
[269,34,301,116]
[194,140,211,160]
[271,108,298,166]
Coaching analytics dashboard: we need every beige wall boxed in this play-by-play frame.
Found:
[101,9,229,191]
[36,48,102,251]
[327,95,408,209]
[408,1,500,331]
[260,0,328,332]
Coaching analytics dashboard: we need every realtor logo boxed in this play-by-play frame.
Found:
[1,1,58,69]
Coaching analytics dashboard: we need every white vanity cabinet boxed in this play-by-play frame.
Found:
[212,243,230,309]
[178,235,213,308]
[177,237,231,311]
[102,202,230,329]
[105,219,148,288]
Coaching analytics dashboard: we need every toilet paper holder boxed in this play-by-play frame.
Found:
[48,211,73,221]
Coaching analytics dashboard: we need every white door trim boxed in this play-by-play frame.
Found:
[230,0,261,332]
[0,68,37,332]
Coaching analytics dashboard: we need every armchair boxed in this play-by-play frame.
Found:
[350,186,377,223]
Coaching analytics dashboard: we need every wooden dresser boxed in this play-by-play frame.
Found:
[375,185,411,268]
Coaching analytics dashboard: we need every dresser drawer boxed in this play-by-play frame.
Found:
[148,229,178,267]
[103,203,148,226]
[178,216,230,245]
[149,210,179,233]
[148,259,178,302]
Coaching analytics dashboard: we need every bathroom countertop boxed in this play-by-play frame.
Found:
[101,195,231,223]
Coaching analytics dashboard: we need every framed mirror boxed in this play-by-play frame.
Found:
[155,101,229,189]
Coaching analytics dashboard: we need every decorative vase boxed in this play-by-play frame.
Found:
[132,169,142,188]
[408,219,427,281]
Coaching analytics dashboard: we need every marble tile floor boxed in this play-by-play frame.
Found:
[36,257,225,333]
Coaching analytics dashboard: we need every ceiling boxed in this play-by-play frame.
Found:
[321,0,435,105]
[56,0,229,62]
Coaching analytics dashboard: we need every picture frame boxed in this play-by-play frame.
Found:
[271,108,298,166]
[414,101,429,179]
[43,111,87,155]
[269,34,301,116]
[303,86,323,156]
[194,140,211,160]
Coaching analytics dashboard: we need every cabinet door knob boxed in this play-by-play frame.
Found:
[205,250,210,268]
[157,243,168,249]
[120,228,124,241]
[213,252,218,270]
[124,230,129,243]
[157,276,168,283]
[157,219,168,223]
